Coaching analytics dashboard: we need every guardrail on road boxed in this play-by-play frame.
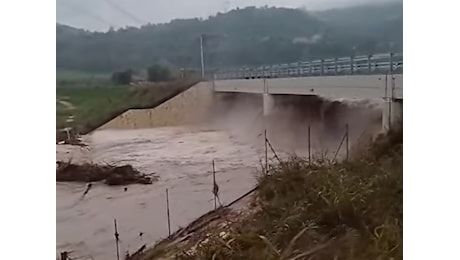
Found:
[214,53,403,80]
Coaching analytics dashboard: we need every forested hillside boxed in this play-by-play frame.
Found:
[57,2,403,73]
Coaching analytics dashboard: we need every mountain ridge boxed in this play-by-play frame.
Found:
[57,3,402,73]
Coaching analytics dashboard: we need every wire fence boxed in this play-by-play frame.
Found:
[59,123,354,260]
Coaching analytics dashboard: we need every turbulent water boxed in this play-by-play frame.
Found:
[56,95,382,260]
[56,126,265,260]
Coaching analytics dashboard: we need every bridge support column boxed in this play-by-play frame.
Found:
[382,98,403,131]
[263,93,275,116]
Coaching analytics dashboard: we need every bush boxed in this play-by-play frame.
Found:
[147,64,171,82]
[111,69,132,85]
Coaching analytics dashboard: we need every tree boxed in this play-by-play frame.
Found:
[147,64,171,82]
[111,69,132,84]
[56,3,402,73]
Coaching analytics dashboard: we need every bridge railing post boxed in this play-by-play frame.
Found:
[368,54,372,74]
[350,56,354,75]
[334,58,338,75]
[320,59,324,76]
[389,52,394,74]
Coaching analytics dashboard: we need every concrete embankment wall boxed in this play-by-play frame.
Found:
[97,82,214,130]
[95,80,382,143]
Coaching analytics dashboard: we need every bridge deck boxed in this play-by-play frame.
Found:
[213,74,403,100]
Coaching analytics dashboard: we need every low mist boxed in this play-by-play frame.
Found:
[203,93,382,156]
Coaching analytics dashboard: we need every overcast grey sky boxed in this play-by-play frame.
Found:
[56,0,398,31]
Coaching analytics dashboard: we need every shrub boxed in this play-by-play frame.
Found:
[111,69,132,85]
[147,64,171,82]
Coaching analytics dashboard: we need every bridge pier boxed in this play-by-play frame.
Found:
[263,93,275,116]
[382,98,403,131]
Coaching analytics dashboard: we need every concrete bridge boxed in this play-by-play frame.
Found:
[212,53,403,131]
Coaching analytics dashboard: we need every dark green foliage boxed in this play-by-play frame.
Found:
[111,69,132,85]
[147,64,171,82]
[56,3,402,73]
[314,2,403,52]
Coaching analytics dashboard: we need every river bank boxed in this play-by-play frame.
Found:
[137,127,402,260]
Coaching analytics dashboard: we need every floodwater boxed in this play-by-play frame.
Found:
[56,126,265,260]
[56,96,382,260]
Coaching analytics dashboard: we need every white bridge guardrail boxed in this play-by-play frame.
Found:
[213,52,402,80]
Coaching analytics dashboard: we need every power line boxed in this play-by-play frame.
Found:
[223,1,230,12]
[100,0,145,26]
[58,0,114,27]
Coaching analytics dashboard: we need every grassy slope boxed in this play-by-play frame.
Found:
[56,87,130,130]
[144,128,402,260]
[56,77,200,141]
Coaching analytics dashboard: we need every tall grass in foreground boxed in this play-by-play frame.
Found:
[175,128,402,260]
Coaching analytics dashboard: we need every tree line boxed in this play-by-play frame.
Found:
[110,64,172,85]
[57,3,402,73]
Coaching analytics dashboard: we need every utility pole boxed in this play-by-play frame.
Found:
[199,33,227,78]
[200,34,205,78]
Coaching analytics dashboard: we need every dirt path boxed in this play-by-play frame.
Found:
[58,99,76,110]
[57,98,76,126]
[57,98,79,143]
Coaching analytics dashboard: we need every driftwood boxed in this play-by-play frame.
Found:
[56,161,158,185]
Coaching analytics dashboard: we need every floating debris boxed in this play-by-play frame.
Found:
[56,161,158,186]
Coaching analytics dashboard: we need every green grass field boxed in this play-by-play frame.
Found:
[56,70,120,92]
[56,87,130,130]
[56,75,200,142]
[56,70,110,81]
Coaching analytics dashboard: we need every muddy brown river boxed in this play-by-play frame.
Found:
[56,126,269,260]
[56,96,381,260]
